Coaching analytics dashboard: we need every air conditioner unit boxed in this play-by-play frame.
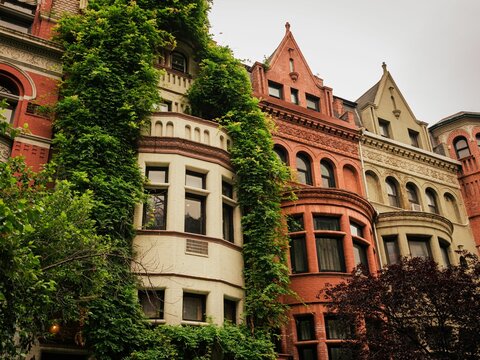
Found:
[411,203,422,211]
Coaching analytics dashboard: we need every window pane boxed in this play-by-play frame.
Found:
[386,179,400,207]
[222,181,233,198]
[379,120,390,138]
[138,290,164,319]
[186,171,205,189]
[454,138,470,159]
[143,190,167,230]
[321,161,335,188]
[426,190,439,214]
[350,222,363,237]
[316,237,344,272]
[296,155,312,185]
[185,195,205,234]
[408,238,431,258]
[291,88,299,104]
[306,94,319,111]
[287,214,304,232]
[409,129,419,147]
[313,216,340,231]
[183,293,205,321]
[328,346,354,360]
[222,203,234,242]
[146,167,168,183]
[274,146,288,164]
[268,81,283,99]
[439,240,450,266]
[172,52,186,72]
[384,237,400,264]
[224,299,236,324]
[295,315,315,341]
[298,345,317,360]
[325,316,351,339]
[353,243,369,270]
[290,237,308,273]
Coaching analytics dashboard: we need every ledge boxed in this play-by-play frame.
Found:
[377,210,453,235]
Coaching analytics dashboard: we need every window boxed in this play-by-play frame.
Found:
[297,345,318,360]
[426,189,439,214]
[143,189,167,230]
[0,0,36,33]
[0,74,19,124]
[313,216,340,231]
[406,183,421,211]
[185,195,205,234]
[327,346,355,360]
[222,203,234,242]
[408,236,431,258]
[383,236,400,264]
[171,52,187,73]
[476,133,480,148]
[290,237,308,273]
[453,137,470,159]
[295,315,315,341]
[306,94,319,111]
[138,290,164,319]
[289,58,295,72]
[146,167,168,184]
[316,236,345,272]
[186,171,205,189]
[385,178,400,207]
[320,160,336,188]
[182,293,206,322]
[325,315,352,339]
[287,214,304,232]
[268,81,283,99]
[290,88,299,105]
[408,129,420,147]
[296,153,312,185]
[349,221,363,238]
[439,239,451,267]
[222,181,233,198]
[224,299,236,324]
[353,242,369,270]
[378,119,390,138]
[273,145,288,164]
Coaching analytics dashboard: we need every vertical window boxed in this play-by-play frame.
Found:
[408,129,420,147]
[222,181,233,198]
[425,189,439,214]
[386,178,400,207]
[222,181,234,242]
[306,94,319,111]
[273,145,288,164]
[439,239,451,267]
[138,290,164,319]
[171,52,187,73]
[287,214,304,232]
[313,216,340,231]
[476,133,480,148]
[327,346,355,360]
[185,195,205,234]
[453,137,470,159]
[290,237,308,273]
[296,153,312,185]
[290,88,299,105]
[383,236,400,264]
[325,315,351,339]
[143,189,167,230]
[268,81,283,99]
[0,74,19,124]
[353,242,369,270]
[224,299,237,324]
[297,345,318,360]
[186,171,205,189]
[378,119,390,138]
[289,58,295,72]
[183,293,206,322]
[320,160,336,188]
[295,315,315,341]
[408,236,432,258]
[406,183,421,211]
[316,237,345,272]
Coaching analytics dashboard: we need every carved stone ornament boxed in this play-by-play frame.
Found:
[0,43,62,75]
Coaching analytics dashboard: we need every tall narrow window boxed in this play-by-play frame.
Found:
[353,242,369,270]
[0,74,20,124]
[295,315,315,341]
[426,189,439,214]
[408,236,432,258]
[439,239,451,267]
[289,58,295,72]
[224,299,237,324]
[476,133,480,148]
[268,81,283,99]
[171,52,187,73]
[143,189,167,230]
[320,160,336,188]
[379,119,390,138]
[296,153,312,185]
[185,195,205,234]
[290,88,299,105]
[453,137,470,159]
[138,290,164,319]
[325,315,352,340]
[290,237,308,273]
[316,236,345,272]
[183,293,206,322]
[274,145,288,164]
[408,129,420,147]
[386,178,400,208]
[383,236,400,264]
[406,183,421,211]
[306,94,319,111]
[222,181,234,242]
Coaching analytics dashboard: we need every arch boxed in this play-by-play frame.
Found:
[0,63,35,99]
[141,120,151,136]
[0,73,20,124]
[365,170,381,203]
[320,159,336,188]
[203,130,210,145]
[453,136,470,159]
[171,51,187,73]
[296,152,312,185]
[273,144,288,164]
[444,192,461,223]
[185,125,191,140]
[194,127,201,142]
[385,177,401,208]
[406,182,421,211]
[154,121,163,136]
[425,188,439,214]
[220,135,225,149]
[165,121,174,137]
[342,164,359,193]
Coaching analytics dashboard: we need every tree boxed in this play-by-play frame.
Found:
[324,256,480,360]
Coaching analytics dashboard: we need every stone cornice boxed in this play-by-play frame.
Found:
[151,111,220,129]
[377,210,453,234]
[138,136,232,170]
[0,26,63,57]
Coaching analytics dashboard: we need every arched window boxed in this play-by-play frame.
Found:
[0,74,20,124]
[406,183,421,211]
[385,178,400,207]
[453,137,470,159]
[425,188,439,214]
[365,171,381,203]
[273,145,288,164]
[296,153,312,185]
[171,52,187,73]
[320,160,335,188]
[444,193,461,222]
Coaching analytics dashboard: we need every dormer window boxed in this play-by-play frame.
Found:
[171,52,187,73]
[0,0,36,34]
[306,94,319,112]
[268,81,283,99]
[378,119,390,138]
[290,88,299,105]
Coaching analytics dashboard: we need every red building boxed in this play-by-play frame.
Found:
[249,24,376,360]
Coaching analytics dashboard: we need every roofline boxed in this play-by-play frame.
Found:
[429,112,480,130]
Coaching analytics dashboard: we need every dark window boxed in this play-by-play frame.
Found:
[0,74,19,123]
[291,88,299,105]
[224,299,236,324]
[0,0,36,34]
[406,183,421,210]
[408,236,431,258]
[439,239,450,267]
[297,345,317,360]
[408,129,420,147]
[325,315,352,339]
[476,133,480,148]
[186,171,205,189]
[143,189,167,230]
[138,290,164,319]
[453,137,470,159]
[306,94,319,111]
[313,216,340,231]
[268,81,283,99]
[289,58,295,72]
[426,189,439,214]
[327,346,355,360]
[290,237,308,273]
[320,160,336,188]
[171,52,187,73]
[222,181,233,198]
[349,221,363,238]
[146,166,168,183]
[41,353,88,360]
[222,203,234,242]
[185,194,205,234]
[274,145,288,164]
[383,236,400,264]
[316,236,345,272]
[353,242,369,270]
[296,153,312,185]
[386,178,400,207]
[379,119,390,138]
[183,293,206,322]
[295,315,315,341]
[287,214,304,232]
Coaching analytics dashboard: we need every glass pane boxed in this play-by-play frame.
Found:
[268,82,282,98]
[222,203,234,242]
[353,243,368,269]
[290,237,308,273]
[313,216,340,231]
[384,238,400,264]
[350,222,363,237]
[146,167,167,183]
[409,239,431,258]
[440,242,450,266]
[224,299,236,323]
[0,107,14,123]
[185,196,205,234]
[328,346,354,360]
[316,237,344,272]
[287,214,304,232]
[291,89,299,104]
[306,95,319,111]
[186,171,205,189]
[139,290,164,319]
[274,146,288,164]
[183,294,205,321]
[325,317,351,339]
[222,181,233,198]
[296,316,315,341]
[143,190,167,230]
[298,346,317,360]
[172,53,186,72]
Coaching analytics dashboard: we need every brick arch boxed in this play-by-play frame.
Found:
[0,62,35,99]
[446,128,472,160]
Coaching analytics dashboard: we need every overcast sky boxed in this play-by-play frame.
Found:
[209,0,480,125]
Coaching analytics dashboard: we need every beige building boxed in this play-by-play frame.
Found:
[356,64,476,267]
[132,42,244,326]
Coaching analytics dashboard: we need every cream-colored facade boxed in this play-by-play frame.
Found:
[357,64,476,267]
[133,43,244,326]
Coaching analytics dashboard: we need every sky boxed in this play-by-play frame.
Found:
[209,0,480,125]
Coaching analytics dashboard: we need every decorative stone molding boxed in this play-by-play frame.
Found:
[0,136,12,162]
[377,210,453,235]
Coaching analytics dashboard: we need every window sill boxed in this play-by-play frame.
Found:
[181,320,208,326]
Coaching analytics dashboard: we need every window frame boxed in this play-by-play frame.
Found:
[224,298,237,324]
[274,144,289,165]
[353,242,369,271]
[378,119,390,138]
[386,178,400,208]
[171,51,187,73]
[453,136,471,159]
[290,88,299,105]
[383,235,400,265]
[268,81,283,99]
[320,160,336,188]
[184,193,206,235]
[408,129,420,147]
[289,236,308,274]
[295,314,316,341]
[138,289,165,320]
[182,293,206,322]
[313,215,340,231]
[143,188,168,230]
[316,236,345,273]
[222,202,234,242]
[305,93,320,111]
[425,189,439,214]
[296,153,313,185]
[408,236,432,259]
